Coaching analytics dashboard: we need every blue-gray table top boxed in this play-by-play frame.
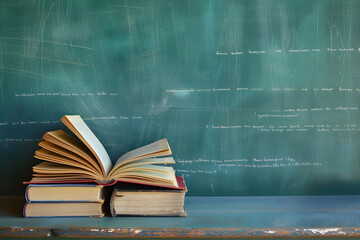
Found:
[0,195,359,238]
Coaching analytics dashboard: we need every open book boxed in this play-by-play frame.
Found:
[25,115,184,189]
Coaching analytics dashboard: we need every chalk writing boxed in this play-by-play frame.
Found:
[216,51,229,55]
[0,116,141,127]
[175,156,323,178]
[230,51,243,55]
[165,87,359,94]
[257,114,299,119]
[270,106,357,113]
[1,138,42,142]
[289,49,310,52]
[215,47,359,56]
[83,116,118,121]
[212,88,231,91]
[210,123,359,133]
[165,89,195,93]
[248,49,266,54]
[15,92,119,97]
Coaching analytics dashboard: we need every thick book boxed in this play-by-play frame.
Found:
[23,202,104,218]
[25,184,104,203]
[25,115,185,190]
[110,178,187,217]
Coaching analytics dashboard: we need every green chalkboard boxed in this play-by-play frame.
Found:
[1,0,360,196]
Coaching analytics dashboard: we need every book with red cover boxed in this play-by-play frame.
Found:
[25,115,183,190]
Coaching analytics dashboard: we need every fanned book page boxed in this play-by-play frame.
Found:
[25,115,185,190]
[114,139,171,166]
[61,115,113,176]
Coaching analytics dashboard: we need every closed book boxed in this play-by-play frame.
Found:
[25,184,104,203]
[110,177,187,217]
[23,202,104,218]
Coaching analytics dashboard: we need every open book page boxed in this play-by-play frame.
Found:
[34,148,100,175]
[38,141,101,175]
[113,157,175,171]
[44,130,102,176]
[32,162,99,178]
[61,115,113,177]
[110,139,171,175]
[115,174,178,188]
[112,165,178,188]
[113,164,175,174]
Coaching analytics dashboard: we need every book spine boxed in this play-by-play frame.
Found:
[23,203,27,218]
[109,190,116,217]
[97,179,117,186]
[25,185,30,203]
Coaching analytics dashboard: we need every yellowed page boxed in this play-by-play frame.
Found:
[115,177,178,188]
[39,141,100,175]
[32,162,98,178]
[61,115,113,177]
[35,148,100,175]
[113,164,175,174]
[109,139,171,176]
[31,175,95,181]
[44,130,102,175]
[32,174,91,177]
[113,168,178,188]
[114,157,175,169]
[115,171,176,182]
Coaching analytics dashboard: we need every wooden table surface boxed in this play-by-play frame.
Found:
[0,195,359,238]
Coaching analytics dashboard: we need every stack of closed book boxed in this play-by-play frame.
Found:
[24,184,105,217]
[24,115,187,217]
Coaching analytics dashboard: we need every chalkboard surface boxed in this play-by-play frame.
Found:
[1,0,360,196]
